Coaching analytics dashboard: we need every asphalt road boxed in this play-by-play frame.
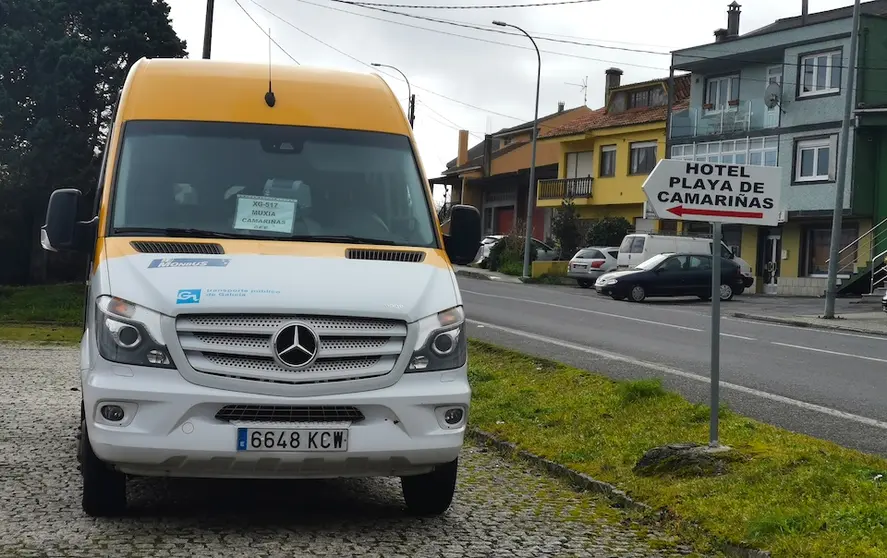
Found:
[0,344,703,558]
[459,277,887,457]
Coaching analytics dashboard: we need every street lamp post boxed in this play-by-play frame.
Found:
[493,20,541,279]
[371,63,415,128]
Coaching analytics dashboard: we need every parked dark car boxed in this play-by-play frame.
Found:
[594,252,745,303]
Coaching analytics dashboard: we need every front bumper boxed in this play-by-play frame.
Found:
[567,270,605,281]
[84,361,470,479]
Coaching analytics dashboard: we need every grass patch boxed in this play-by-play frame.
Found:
[0,283,84,325]
[0,325,81,344]
[467,339,887,558]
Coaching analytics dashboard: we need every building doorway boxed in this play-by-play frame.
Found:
[764,233,781,295]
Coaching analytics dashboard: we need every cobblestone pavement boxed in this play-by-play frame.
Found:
[0,344,710,558]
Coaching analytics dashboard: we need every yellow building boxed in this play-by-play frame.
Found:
[537,70,692,234]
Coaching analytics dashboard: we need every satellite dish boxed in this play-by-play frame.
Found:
[764,82,781,109]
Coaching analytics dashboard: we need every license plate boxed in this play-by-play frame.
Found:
[573,264,587,270]
[236,428,348,452]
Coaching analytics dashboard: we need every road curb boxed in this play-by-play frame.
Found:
[467,428,652,513]
[454,269,523,284]
[731,312,887,338]
[455,269,493,281]
[467,427,771,558]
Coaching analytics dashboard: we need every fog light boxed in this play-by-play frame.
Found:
[100,404,125,422]
[444,407,464,425]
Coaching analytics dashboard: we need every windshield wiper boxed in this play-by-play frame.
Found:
[290,235,397,246]
[112,227,242,239]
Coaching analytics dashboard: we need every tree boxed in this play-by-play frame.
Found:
[0,0,187,284]
[551,192,582,260]
[585,216,633,247]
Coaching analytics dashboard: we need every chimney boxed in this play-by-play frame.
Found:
[604,67,623,104]
[557,101,565,113]
[714,28,730,43]
[727,1,741,36]
[457,130,469,167]
[801,0,808,25]
[482,134,493,176]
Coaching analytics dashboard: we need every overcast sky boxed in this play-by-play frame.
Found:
[165,0,855,178]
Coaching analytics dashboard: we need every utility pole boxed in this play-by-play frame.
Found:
[823,0,861,318]
[202,0,215,59]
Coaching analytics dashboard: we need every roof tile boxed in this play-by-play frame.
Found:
[540,75,691,139]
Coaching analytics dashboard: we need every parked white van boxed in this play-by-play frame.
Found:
[617,233,754,292]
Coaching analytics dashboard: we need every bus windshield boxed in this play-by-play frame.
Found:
[109,121,438,248]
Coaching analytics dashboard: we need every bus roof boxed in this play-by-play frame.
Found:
[117,58,412,135]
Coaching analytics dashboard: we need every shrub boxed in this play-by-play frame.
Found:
[585,216,633,247]
[488,219,538,275]
[551,194,582,260]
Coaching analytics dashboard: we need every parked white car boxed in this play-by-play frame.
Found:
[568,246,620,288]
[473,234,557,266]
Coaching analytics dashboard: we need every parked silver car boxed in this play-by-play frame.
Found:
[568,246,620,288]
[882,290,886,313]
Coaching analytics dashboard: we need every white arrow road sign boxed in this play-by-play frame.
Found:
[642,159,783,226]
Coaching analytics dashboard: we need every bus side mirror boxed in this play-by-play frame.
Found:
[41,188,94,253]
[443,204,481,265]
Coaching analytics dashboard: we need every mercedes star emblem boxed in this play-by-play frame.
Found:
[271,322,320,369]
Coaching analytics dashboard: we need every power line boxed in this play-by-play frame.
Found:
[286,0,887,91]
[286,0,667,71]
[343,0,599,8]
[251,0,527,120]
[330,0,670,55]
[325,0,887,74]
[232,0,301,64]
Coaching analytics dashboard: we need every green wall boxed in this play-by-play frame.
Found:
[858,16,887,108]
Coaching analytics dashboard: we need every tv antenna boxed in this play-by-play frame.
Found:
[566,76,588,106]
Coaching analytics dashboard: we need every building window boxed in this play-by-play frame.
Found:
[799,50,841,97]
[671,137,778,167]
[565,151,594,178]
[630,141,657,175]
[795,137,833,182]
[804,225,857,276]
[629,89,651,109]
[600,145,616,177]
[704,75,739,111]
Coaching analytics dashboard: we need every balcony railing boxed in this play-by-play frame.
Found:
[537,177,594,201]
[670,99,780,140]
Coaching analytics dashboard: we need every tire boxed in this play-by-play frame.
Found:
[401,458,458,517]
[719,283,735,302]
[628,284,646,303]
[80,419,127,517]
[577,280,591,288]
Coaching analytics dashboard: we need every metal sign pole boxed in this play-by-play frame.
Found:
[709,221,722,447]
